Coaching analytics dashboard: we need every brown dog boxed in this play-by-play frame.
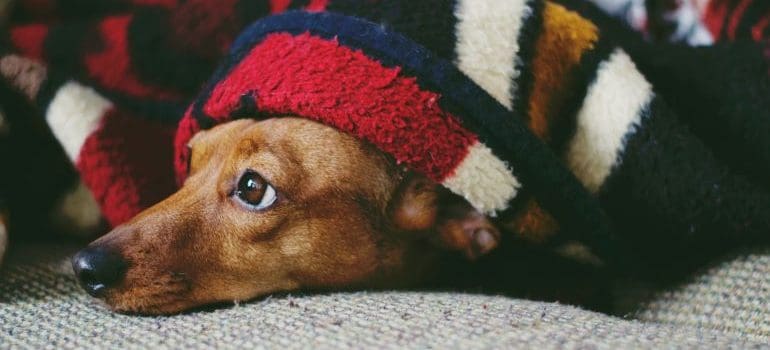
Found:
[72,118,502,314]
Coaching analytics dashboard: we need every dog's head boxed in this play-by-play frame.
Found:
[72,118,500,314]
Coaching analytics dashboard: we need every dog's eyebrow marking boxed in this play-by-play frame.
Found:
[236,137,260,155]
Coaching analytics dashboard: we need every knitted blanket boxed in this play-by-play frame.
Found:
[588,0,770,45]
[1,0,769,267]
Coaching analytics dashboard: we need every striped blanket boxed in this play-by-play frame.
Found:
[1,0,769,267]
[589,0,770,45]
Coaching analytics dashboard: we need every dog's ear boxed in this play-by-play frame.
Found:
[389,173,500,260]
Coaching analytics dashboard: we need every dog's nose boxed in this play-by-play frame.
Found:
[72,247,127,297]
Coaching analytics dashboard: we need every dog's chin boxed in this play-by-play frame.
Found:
[103,286,195,315]
[98,271,197,315]
[101,280,288,315]
[106,296,190,315]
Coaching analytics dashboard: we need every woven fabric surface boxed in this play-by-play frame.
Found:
[629,248,770,343]
[0,243,766,349]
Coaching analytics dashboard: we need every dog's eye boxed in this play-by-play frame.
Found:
[234,170,277,210]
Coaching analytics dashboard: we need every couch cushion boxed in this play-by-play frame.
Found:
[0,243,763,349]
[628,248,770,342]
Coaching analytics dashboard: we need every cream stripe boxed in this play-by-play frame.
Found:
[443,142,521,215]
[46,81,112,161]
[566,49,653,193]
[51,181,103,238]
[454,0,531,110]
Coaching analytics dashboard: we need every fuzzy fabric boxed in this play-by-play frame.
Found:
[0,0,769,267]
[586,0,770,45]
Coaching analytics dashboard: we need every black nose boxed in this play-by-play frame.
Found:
[71,247,127,297]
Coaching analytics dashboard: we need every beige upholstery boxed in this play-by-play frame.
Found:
[1,243,767,348]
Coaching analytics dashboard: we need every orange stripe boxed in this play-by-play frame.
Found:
[503,3,599,241]
[504,199,559,243]
[527,2,599,142]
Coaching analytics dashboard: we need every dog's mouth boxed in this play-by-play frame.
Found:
[101,271,196,315]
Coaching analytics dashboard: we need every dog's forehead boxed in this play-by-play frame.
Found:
[236,117,397,193]
[190,119,255,149]
[249,118,373,163]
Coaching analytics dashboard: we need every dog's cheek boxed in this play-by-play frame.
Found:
[282,216,380,287]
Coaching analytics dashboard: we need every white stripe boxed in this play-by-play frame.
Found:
[46,81,112,161]
[51,181,103,238]
[566,49,653,193]
[443,142,521,215]
[454,0,531,110]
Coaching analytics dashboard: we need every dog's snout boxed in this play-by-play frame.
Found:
[72,247,127,297]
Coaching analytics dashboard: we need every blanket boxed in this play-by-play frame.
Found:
[588,0,770,45]
[1,0,769,269]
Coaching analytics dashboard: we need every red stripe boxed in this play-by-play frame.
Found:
[195,32,476,183]
[727,0,753,40]
[10,25,48,61]
[17,0,57,19]
[78,108,177,227]
[704,0,732,40]
[752,13,770,41]
[131,0,178,7]
[83,15,183,101]
[271,0,291,13]
[305,0,329,12]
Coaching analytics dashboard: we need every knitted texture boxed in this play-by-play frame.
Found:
[0,243,767,348]
[177,3,770,267]
[1,0,769,267]
[586,0,770,44]
[634,248,770,342]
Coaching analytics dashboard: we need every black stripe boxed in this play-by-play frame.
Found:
[35,70,185,125]
[550,40,614,155]
[235,0,273,26]
[735,0,770,40]
[34,71,67,112]
[288,0,311,10]
[55,0,133,19]
[43,20,92,75]
[495,188,534,225]
[326,0,459,60]
[600,96,770,272]
[230,90,259,119]
[94,87,186,123]
[0,76,82,238]
[509,0,544,125]
[127,7,217,95]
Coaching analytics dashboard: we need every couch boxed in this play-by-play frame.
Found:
[1,242,767,348]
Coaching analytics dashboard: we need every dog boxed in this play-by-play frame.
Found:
[71,117,507,314]
[1,0,768,315]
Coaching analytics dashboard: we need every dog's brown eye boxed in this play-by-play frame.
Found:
[234,171,277,210]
